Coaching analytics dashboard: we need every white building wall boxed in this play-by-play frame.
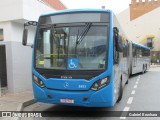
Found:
[0,22,12,42]
[11,22,33,92]
[0,0,54,22]
[23,0,55,21]
[0,0,23,22]
[0,0,57,93]
[117,7,160,51]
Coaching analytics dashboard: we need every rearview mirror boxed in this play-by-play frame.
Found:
[22,29,28,46]
[114,27,123,52]
[22,21,37,47]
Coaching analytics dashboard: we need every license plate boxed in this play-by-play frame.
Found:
[60,99,74,104]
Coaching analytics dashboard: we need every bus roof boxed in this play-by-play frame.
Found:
[40,9,113,17]
[131,41,150,50]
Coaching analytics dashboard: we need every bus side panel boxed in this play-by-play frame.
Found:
[130,42,150,75]
[113,14,129,101]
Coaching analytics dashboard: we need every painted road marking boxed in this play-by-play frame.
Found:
[131,90,135,95]
[134,85,137,88]
[127,97,133,104]
[121,75,141,120]
[120,107,130,119]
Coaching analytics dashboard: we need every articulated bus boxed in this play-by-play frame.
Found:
[129,42,150,75]
[22,9,148,107]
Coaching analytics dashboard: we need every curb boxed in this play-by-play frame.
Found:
[17,99,36,111]
[12,99,36,120]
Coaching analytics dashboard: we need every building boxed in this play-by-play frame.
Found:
[0,0,66,95]
[117,0,160,63]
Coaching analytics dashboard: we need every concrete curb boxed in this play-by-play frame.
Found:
[23,99,36,108]
[12,99,36,120]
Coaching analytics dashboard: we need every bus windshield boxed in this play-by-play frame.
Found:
[35,23,108,70]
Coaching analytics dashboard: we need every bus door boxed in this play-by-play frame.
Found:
[132,44,137,74]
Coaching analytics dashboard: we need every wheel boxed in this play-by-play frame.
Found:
[144,64,147,73]
[125,70,129,84]
[141,65,145,74]
[117,80,123,103]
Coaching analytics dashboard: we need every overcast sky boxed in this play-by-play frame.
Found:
[61,0,131,14]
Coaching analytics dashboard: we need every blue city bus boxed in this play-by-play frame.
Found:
[22,9,130,107]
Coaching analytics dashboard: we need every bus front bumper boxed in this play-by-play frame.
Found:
[32,82,114,107]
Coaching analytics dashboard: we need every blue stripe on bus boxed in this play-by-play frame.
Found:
[40,9,112,17]
[131,41,150,50]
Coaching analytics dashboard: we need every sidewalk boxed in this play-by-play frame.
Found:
[0,90,35,111]
[150,64,160,68]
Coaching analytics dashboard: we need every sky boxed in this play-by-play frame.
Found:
[61,0,131,14]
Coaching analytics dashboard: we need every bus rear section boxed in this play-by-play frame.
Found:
[129,42,150,75]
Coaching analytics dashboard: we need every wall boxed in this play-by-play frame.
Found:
[11,22,33,92]
[130,0,160,21]
[0,0,54,22]
[23,0,54,21]
[117,7,160,51]
[0,22,33,93]
[0,0,23,22]
[0,0,57,93]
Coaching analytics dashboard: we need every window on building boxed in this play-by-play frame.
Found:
[0,29,4,41]
[147,38,153,48]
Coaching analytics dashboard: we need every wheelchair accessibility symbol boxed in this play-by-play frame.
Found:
[68,58,78,70]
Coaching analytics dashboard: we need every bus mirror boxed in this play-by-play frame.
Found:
[22,21,37,47]
[114,27,123,52]
[22,29,28,46]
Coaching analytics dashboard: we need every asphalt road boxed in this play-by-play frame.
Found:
[22,67,160,120]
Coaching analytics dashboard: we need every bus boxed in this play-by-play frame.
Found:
[129,42,150,75]
[22,9,131,107]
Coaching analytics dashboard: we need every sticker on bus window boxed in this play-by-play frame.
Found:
[67,58,78,70]
[39,61,44,65]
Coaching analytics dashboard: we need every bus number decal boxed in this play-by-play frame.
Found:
[78,85,87,89]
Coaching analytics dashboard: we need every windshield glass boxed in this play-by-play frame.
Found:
[35,23,108,70]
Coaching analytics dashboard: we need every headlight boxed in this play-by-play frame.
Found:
[33,75,45,88]
[91,77,110,91]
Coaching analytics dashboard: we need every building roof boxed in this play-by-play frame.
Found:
[42,0,67,10]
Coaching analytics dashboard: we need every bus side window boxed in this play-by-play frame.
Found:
[133,45,136,57]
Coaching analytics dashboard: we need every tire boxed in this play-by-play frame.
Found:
[141,65,145,74]
[144,64,147,73]
[125,79,128,84]
[117,80,123,103]
[125,70,129,84]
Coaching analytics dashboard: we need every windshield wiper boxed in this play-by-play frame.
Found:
[75,23,92,55]
[76,22,92,45]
